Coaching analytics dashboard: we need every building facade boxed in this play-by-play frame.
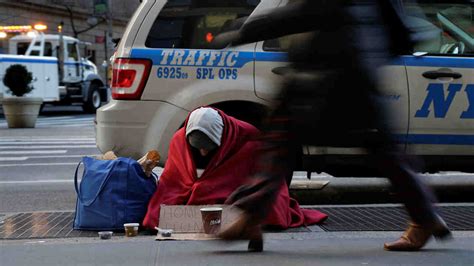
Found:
[0,0,140,80]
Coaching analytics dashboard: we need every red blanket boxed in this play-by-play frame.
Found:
[142,109,327,229]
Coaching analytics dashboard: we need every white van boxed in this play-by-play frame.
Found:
[96,0,474,175]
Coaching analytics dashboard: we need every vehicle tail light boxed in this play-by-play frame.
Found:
[111,58,152,100]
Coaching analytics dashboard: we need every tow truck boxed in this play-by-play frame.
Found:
[0,31,107,112]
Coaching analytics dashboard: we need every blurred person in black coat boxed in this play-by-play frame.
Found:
[213,0,452,252]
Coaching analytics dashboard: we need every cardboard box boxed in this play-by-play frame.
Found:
[158,205,241,233]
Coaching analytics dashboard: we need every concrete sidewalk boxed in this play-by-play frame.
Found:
[1,231,473,266]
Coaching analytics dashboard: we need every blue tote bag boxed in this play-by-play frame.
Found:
[73,157,157,230]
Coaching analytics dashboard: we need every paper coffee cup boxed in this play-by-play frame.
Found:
[124,223,139,237]
[200,207,223,234]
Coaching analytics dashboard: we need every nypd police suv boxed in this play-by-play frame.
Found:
[96,0,474,175]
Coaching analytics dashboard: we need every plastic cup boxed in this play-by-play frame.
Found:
[98,231,113,240]
[200,207,223,234]
[124,223,139,237]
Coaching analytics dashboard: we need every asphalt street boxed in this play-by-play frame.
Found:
[0,105,100,213]
[1,105,474,212]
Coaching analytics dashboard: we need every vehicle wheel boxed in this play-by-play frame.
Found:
[39,103,46,114]
[83,84,101,113]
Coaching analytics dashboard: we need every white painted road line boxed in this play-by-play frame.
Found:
[0,180,75,184]
[0,154,100,162]
[0,162,78,167]
[0,155,99,161]
[0,141,95,145]
[0,157,28,161]
[38,116,91,120]
[0,150,68,155]
[50,123,94,128]
[0,145,97,149]
[37,116,75,120]
[8,154,99,159]
[0,138,95,141]
[0,116,95,128]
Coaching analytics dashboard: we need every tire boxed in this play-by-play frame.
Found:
[39,103,46,114]
[83,84,101,113]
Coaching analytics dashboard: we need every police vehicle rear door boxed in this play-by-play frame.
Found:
[403,1,474,156]
[133,0,261,110]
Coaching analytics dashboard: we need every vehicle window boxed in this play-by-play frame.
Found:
[44,42,53,56]
[263,36,290,52]
[16,42,30,55]
[67,42,79,61]
[263,33,313,52]
[16,41,53,56]
[403,1,474,55]
[145,0,260,49]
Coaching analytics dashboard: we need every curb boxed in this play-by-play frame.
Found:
[289,174,474,204]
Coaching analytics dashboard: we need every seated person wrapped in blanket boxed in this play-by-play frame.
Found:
[142,107,327,230]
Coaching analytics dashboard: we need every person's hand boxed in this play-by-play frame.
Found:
[210,30,242,49]
[138,150,160,177]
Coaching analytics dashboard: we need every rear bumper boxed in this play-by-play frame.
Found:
[95,100,188,163]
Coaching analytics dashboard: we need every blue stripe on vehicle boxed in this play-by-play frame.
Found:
[255,52,288,62]
[403,56,474,68]
[64,62,87,66]
[0,58,57,64]
[394,134,474,145]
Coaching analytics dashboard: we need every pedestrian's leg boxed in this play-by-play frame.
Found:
[219,101,295,252]
[369,131,451,251]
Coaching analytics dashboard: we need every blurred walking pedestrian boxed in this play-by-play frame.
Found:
[213,0,451,252]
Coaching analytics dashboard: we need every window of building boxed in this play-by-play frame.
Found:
[145,0,260,49]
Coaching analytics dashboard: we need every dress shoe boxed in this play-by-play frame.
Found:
[384,216,451,251]
[218,211,264,252]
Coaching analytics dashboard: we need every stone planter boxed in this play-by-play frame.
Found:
[2,97,43,128]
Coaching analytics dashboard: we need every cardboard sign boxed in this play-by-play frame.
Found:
[158,205,241,233]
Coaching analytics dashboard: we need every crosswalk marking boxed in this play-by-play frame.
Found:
[0,157,28,161]
[0,118,100,169]
[0,141,95,145]
[0,138,95,141]
[0,180,75,184]
[0,162,78,167]
[37,116,75,121]
[0,150,68,155]
[0,115,95,128]
[1,154,99,159]
[0,145,97,149]
[0,155,100,161]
